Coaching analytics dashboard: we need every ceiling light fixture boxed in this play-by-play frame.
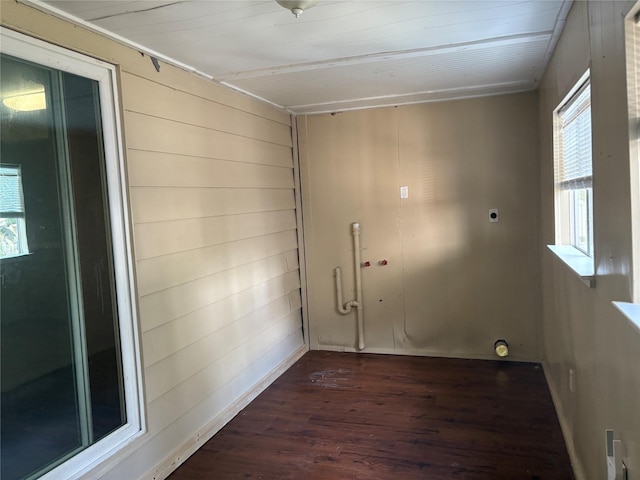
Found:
[276,0,318,18]
[2,88,46,112]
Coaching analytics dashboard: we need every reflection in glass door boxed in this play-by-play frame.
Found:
[1,54,125,480]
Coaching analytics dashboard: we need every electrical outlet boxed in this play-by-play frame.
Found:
[606,430,628,480]
[607,430,615,480]
[489,208,499,222]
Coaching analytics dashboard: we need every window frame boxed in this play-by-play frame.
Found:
[550,70,596,286]
[0,27,146,480]
[554,74,594,255]
[0,163,30,258]
[568,186,594,257]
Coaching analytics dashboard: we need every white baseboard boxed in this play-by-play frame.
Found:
[542,362,586,480]
[315,344,539,363]
[142,344,308,480]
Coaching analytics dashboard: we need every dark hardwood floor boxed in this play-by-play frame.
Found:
[168,351,574,480]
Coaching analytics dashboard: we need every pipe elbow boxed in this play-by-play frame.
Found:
[337,304,352,314]
[338,300,360,315]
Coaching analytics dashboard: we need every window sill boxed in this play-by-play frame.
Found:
[0,252,32,263]
[612,302,640,334]
[547,245,595,288]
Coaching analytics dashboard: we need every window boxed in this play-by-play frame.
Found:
[0,28,144,480]
[554,77,594,257]
[549,72,595,285]
[0,164,29,257]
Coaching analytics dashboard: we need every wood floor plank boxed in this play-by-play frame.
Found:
[168,351,575,480]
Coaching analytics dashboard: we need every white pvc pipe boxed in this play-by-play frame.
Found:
[352,223,365,351]
[335,267,355,314]
[334,222,365,350]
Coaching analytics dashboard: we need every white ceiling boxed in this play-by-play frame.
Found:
[32,0,572,114]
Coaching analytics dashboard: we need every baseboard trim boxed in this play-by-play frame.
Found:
[542,361,586,480]
[142,344,308,480]
[314,344,539,363]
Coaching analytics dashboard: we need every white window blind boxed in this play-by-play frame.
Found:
[557,82,592,190]
[0,164,26,217]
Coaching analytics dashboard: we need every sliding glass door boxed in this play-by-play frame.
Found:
[1,53,126,480]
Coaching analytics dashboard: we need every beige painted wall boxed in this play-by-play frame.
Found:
[1,2,305,479]
[538,1,639,478]
[298,93,541,360]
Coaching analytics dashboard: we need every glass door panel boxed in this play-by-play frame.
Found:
[0,53,125,480]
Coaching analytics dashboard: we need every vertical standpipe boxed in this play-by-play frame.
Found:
[334,222,364,350]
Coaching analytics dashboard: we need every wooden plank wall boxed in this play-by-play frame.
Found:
[0,3,307,479]
[124,67,306,472]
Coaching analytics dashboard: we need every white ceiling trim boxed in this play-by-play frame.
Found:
[219,80,289,112]
[214,31,553,82]
[286,80,535,115]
